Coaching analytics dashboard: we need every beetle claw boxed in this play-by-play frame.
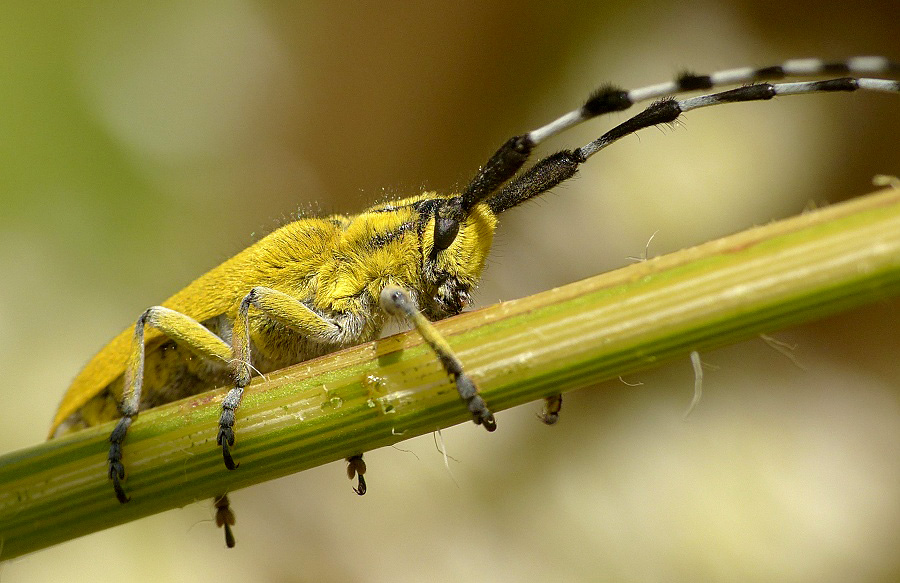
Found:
[217,426,239,470]
[346,454,367,495]
[353,474,366,496]
[108,460,130,503]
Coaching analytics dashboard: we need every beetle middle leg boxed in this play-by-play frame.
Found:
[218,286,345,469]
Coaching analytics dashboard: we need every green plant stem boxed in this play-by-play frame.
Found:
[2,187,899,560]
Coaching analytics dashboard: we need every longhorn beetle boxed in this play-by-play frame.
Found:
[49,56,899,547]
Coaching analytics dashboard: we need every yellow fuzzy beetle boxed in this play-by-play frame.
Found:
[49,56,900,547]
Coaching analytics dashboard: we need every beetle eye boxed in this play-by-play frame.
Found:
[433,216,460,252]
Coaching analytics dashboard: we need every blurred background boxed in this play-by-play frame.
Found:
[1,2,898,581]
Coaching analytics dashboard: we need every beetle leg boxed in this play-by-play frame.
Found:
[379,286,496,431]
[110,307,233,503]
[220,287,345,469]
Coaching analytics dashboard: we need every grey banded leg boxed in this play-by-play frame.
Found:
[218,286,344,470]
[379,286,496,431]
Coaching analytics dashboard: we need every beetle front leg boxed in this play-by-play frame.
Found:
[379,286,496,431]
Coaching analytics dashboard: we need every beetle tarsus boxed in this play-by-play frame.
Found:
[107,416,132,503]
[456,374,497,432]
[217,401,240,469]
[540,394,563,425]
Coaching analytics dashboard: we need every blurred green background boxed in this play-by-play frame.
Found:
[1,2,898,582]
